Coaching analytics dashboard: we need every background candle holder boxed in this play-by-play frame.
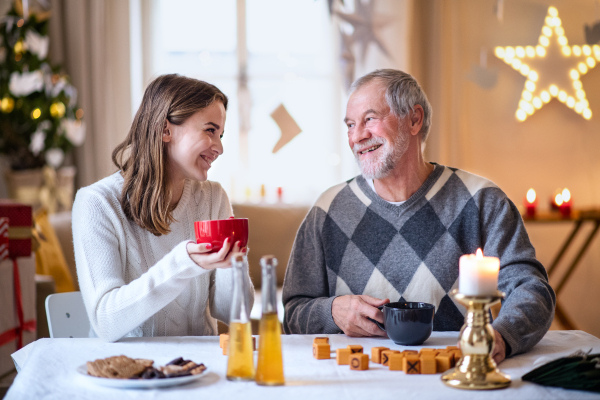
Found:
[441,289,511,390]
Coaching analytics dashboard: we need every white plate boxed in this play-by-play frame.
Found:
[76,359,209,389]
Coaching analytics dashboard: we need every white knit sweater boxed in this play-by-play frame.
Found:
[72,172,254,342]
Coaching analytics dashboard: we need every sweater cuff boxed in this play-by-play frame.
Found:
[172,241,212,279]
[322,296,342,334]
[492,319,519,357]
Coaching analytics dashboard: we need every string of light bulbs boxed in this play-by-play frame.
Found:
[495,6,599,121]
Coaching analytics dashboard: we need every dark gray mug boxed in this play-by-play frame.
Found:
[372,302,435,345]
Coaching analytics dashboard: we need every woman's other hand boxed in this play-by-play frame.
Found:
[186,238,245,270]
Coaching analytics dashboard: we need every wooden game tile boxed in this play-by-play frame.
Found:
[420,355,437,374]
[419,348,439,356]
[313,337,329,344]
[349,353,369,371]
[381,350,400,366]
[313,343,331,359]
[446,345,458,351]
[403,355,420,374]
[219,333,229,349]
[371,347,389,364]
[222,336,229,355]
[435,353,453,372]
[450,349,462,360]
[347,345,363,354]
[437,351,455,367]
[336,348,351,365]
[402,350,418,356]
[388,353,404,371]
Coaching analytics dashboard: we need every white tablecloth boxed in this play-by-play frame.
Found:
[7,331,600,399]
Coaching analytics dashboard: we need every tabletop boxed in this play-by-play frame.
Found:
[6,331,600,400]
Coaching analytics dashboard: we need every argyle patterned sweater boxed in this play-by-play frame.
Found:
[282,163,555,356]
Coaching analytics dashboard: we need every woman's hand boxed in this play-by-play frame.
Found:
[186,238,245,270]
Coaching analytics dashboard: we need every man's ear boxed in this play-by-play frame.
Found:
[162,120,172,143]
[409,105,424,136]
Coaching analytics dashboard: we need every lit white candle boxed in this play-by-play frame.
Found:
[459,249,500,295]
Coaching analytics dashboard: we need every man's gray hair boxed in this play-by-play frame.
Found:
[350,69,432,142]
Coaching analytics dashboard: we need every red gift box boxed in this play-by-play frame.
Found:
[0,201,33,258]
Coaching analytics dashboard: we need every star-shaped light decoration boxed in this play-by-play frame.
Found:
[495,6,600,121]
[335,0,392,63]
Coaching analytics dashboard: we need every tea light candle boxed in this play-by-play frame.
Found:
[524,188,537,218]
[459,249,500,296]
[559,188,572,217]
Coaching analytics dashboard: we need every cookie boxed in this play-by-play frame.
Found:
[87,355,148,379]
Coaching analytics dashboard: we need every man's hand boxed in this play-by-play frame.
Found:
[491,328,507,365]
[186,238,245,270]
[332,295,390,337]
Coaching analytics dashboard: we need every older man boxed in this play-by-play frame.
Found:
[282,69,555,363]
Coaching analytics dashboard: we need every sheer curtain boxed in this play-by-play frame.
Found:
[48,0,133,189]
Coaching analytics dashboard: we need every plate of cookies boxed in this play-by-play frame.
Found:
[77,355,208,389]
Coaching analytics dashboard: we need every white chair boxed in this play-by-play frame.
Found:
[45,292,90,338]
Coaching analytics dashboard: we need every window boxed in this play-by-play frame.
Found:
[145,0,358,203]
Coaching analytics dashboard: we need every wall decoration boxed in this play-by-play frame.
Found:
[335,0,392,64]
[270,104,302,154]
[495,6,599,121]
[339,31,356,91]
[585,1,600,44]
[466,47,498,90]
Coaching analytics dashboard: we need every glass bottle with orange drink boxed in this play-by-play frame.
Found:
[226,254,255,381]
[256,255,284,386]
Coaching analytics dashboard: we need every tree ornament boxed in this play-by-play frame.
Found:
[31,108,41,119]
[61,119,86,146]
[13,39,25,54]
[0,96,15,113]
[45,148,64,168]
[49,102,65,118]
[29,129,45,156]
[25,30,49,59]
[9,70,44,96]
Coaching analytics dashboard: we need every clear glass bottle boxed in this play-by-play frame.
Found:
[256,255,285,386]
[226,254,255,381]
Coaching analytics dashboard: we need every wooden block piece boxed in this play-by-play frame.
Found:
[347,345,363,354]
[252,336,257,351]
[381,350,400,366]
[349,353,369,371]
[388,353,405,371]
[420,355,437,374]
[435,353,452,373]
[222,336,229,355]
[313,337,329,344]
[402,350,418,356]
[371,347,389,364]
[451,349,462,360]
[313,343,331,359]
[437,351,455,367]
[219,333,229,349]
[336,348,351,365]
[446,345,458,351]
[403,355,420,374]
[419,348,438,356]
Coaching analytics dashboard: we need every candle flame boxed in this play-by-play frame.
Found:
[555,193,563,206]
[562,188,571,202]
[526,188,536,203]
[476,248,483,259]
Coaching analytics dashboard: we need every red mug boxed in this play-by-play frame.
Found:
[194,217,248,252]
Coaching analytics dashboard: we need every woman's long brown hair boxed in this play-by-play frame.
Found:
[112,74,228,236]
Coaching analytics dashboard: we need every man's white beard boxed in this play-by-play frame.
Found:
[353,128,409,180]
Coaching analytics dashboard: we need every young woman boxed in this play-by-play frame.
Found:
[72,74,253,342]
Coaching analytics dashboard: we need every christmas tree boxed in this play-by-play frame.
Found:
[0,0,84,171]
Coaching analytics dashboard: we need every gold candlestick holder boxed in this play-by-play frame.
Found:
[441,289,511,390]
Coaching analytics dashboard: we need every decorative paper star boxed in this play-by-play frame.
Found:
[495,6,600,121]
[335,0,392,63]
